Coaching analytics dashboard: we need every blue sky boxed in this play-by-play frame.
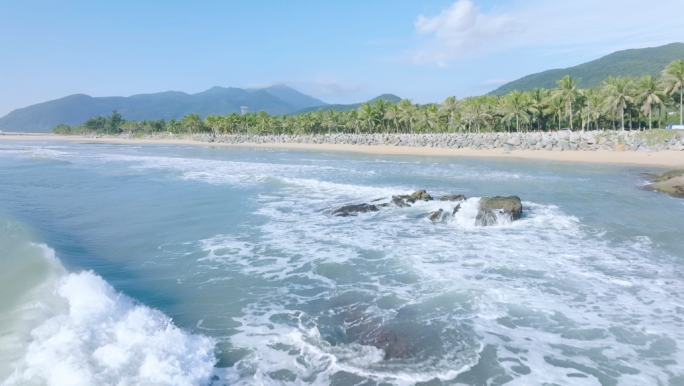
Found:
[1,0,683,117]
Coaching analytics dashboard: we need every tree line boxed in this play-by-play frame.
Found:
[53,60,684,136]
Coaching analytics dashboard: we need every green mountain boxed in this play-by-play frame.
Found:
[490,42,684,96]
[0,86,328,132]
[247,84,327,110]
[292,94,403,115]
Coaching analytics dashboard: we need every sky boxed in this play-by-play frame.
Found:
[1,0,683,117]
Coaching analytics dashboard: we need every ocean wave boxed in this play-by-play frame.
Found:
[0,219,217,386]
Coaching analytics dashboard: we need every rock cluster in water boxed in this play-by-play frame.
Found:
[647,170,684,197]
[329,190,523,226]
[475,196,523,226]
[114,131,684,152]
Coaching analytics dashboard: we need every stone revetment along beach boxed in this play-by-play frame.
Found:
[112,130,684,152]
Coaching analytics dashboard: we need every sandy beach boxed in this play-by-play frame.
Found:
[3,133,684,168]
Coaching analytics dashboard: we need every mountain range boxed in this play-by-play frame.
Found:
[490,42,684,95]
[0,85,328,132]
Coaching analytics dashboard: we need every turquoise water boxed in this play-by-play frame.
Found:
[1,141,683,385]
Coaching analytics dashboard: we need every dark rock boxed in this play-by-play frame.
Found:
[331,203,379,217]
[391,196,411,207]
[438,194,466,202]
[428,209,444,221]
[476,196,522,226]
[452,204,461,215]
[398,189,433,203]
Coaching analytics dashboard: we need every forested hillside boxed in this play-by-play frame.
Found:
[491,43,684,95]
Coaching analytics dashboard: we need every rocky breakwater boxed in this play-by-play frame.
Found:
[115,129,684,152]
[647,170,684,197]
[329,190,522,226]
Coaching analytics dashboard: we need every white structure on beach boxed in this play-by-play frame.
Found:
[240,106,248,115]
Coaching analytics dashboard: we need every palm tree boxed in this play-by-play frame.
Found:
[397,99,418,133]
[501,90,531,132]
[472,97,494,132]
[552,75,579,130]
[358,102,378,133]
[373,99,391,132]
[546,95,565,131]
[636,75,664,130]
[223,113,240,134]
[181,113,203,133]
[323,110,337,134]
[204,114,222,134]
[437,96,459,132]
[345,110,360,134]
[582,89,603,131]
[528,88,549,131]
[661,59,684,125]
[384,104,400,133]
[416,104,439,133]
[602,76,634,130]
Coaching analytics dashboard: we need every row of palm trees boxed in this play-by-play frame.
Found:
[56,60,684,136]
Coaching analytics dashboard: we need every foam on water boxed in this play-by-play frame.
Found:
[188,176,684,385]
[0,218,217,386]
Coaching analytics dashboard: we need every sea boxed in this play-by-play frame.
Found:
[0,140,683,386]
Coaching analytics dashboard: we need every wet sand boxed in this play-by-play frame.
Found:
[3,134,684,168]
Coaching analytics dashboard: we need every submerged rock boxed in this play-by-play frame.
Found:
[391,195,411,207]
[647,169,684,197]
[331,203,379,216]
[428,209,444,221]
[452,204,461,216]
[476,196,522,226]
[438,194,466,202]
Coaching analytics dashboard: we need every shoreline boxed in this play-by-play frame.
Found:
[2,134,684,168]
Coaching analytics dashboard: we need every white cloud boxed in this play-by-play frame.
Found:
[415,0,523,51]
[411,0,524,67]
[409,0,684,68]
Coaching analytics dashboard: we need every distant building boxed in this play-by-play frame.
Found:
[240,106,248,115]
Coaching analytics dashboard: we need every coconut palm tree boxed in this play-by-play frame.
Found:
[602,76,634,130]
[323,109,337,134]
[528,88,549,131]
[636,75,664,130]
[358,102,378,133]
[472,97,494,132]
[384,104,400,133]
[581,89,604,131]
[552,75,579,130]
[373,99,391,132]
[437,96,459,132]
[661,59,684,125]
[346,109,361,134]
[203,114,222,134]
[181,113,203,133]
[397,99,418,133]
[501,90,532,132]
[416,104,439,133]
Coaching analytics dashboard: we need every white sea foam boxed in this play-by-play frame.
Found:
[1,243,217,386]
[189,175,684,384]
